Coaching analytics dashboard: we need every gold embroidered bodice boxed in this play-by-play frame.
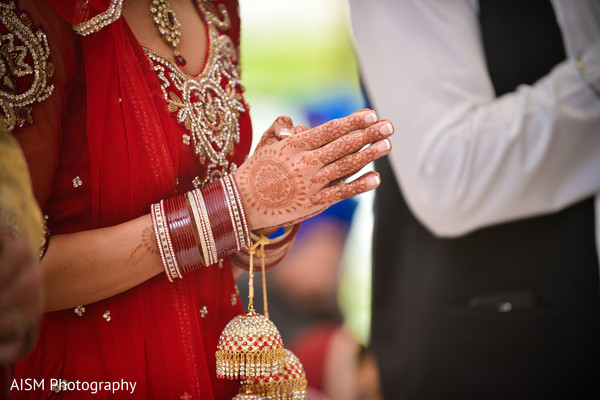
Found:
[0,0,54,132]
[144,7,245,185]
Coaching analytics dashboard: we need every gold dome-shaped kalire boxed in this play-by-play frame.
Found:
[278,350,307,399]
[239,349,308,400]
[216,311,286,380]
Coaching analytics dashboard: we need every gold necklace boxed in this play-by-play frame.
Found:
[149,0,187,67]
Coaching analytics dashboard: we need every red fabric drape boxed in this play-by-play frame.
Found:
[12,1,251,398]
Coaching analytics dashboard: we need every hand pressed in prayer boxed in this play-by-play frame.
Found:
[235,109,393,231]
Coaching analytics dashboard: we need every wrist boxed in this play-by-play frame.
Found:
[230,173,258,231]
[230,223,301,272]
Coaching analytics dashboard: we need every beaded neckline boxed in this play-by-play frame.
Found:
[144,8,245,185]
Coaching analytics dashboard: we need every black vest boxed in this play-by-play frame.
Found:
[371,1,600,399]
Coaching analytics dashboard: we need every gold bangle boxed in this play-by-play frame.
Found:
[39,215,50,259]
[220,177,242,250]
[228,174,251,245]
[159,200,182,279]
[250,224,298,245]
[193,189,218,266]
[223,175,248,248]
[151,203,178,282]
[186,191,210,267]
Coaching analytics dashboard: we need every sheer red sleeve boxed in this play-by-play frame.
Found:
[8,0,77,212]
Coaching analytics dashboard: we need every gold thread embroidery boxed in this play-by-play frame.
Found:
[0,1,54,132]
[192,176,202,188]
[73,0,124,36]
[145,18,245,185]
[39,214,49,259]
[196,0,231,31]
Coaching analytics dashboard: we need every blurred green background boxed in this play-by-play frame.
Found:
[239,0,374,345]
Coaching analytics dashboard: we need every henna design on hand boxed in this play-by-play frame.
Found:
[236,110,388,230]
[250,158,297,208]
[130,226,160,261]
[143,226,160,255]
[301,124,385,167]
[239,147,309,217]
[312,147,379,185]
[311,173,379,206]
[286,111,372,150]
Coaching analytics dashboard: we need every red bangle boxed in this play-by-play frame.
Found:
[201,180,237,259]
[164,194,203,273]
[176,194,203,272]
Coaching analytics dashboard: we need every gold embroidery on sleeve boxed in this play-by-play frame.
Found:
[73,0,124,36]
[195,0,231,31]
[0,1,54,131]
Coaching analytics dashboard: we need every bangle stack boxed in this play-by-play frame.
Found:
[150,174,251,281]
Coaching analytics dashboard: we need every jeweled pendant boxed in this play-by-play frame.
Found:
[175,53,187,67]
[167,10,176,26]
[150,0,181,47]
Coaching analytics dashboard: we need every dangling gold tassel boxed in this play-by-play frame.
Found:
[216,236,286,381]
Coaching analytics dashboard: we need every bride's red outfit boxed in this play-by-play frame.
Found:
[9,0,250,398]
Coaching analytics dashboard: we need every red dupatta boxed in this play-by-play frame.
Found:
[46,0,179,226]
[12,1,249,398]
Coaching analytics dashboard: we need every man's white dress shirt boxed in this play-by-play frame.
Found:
[350,0,600,260]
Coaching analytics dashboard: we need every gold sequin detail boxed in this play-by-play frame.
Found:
[145,15,245,183]
[0,1,54,132]
[192,176,201,188]
[72,176,82,188]
[74,305,85,316]
[51,379,69,393]
[231,284,240,306]
[39,214,49,259]
[195,0,231,31]
[73,0,124,36]
[182,134,190,145]
[102,310,111,322]
[200,305,208,318]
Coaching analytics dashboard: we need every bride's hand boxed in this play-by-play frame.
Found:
[235,109,394,231]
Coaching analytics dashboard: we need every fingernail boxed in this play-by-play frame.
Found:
[279,129,292,138]
[368,174,381,186]
[376,139,391,151]
[380,122,394,136]
[364,111,377,124]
